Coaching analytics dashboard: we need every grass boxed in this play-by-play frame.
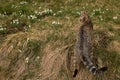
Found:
[0,0,120,80]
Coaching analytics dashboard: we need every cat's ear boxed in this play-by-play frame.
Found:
[80,15,86,22]
[81,11,87,15]
[82,11,87,15]
[80,11,90,22]
[80,11,87,22]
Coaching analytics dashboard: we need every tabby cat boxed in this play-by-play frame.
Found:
[73,11,107,77]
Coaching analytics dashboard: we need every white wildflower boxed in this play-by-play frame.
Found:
[28,25,31,28]
[11,5,17,8]
[13,12,17,16]
[99,15,102,18]
[0,26,6,31]
[100,18,103,21]
[106,9,109,11]
[76,12,80,15]
[20,14,26,17]
[98,8,101,11]
[52,21,56,24]
[27,38,30,42]
[113,16,117,20]
[2,14,5,17]
[58,11,62,13]
[57,22,60,25]
[4,12,6,15]
[28,15,37,19]
[20,1,28,5]
[11,5,15,8]
[25,57,29,63]
[83,7,85,9]
[35,11,38,14]
[13,19,19,24]
[53,13,56,16]
[86,3,88,6]
[34,2,37,6]
[52,21,62,25]
[36,56,40,59]
[0,27,4,31]
[18,49,22,53]
[44,9,48,13]
[49,9,53,13]
[39,7,41,9]
[4,28,6,30]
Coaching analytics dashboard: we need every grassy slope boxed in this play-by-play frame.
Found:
[0,0,120,80]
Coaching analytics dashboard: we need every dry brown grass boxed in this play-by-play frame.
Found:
[0,26,120,80]
[0,19,120,80]
[0,0,120,79]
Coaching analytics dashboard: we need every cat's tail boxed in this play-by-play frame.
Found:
[84,62,107,75]
[82,56,107,75]
[73,56,107,77]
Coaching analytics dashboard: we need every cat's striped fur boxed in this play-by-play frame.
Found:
[73,11,107,77]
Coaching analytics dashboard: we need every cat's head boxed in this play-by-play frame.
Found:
[80,11,91,23]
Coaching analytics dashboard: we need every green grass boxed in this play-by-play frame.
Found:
[0,0,120,80]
